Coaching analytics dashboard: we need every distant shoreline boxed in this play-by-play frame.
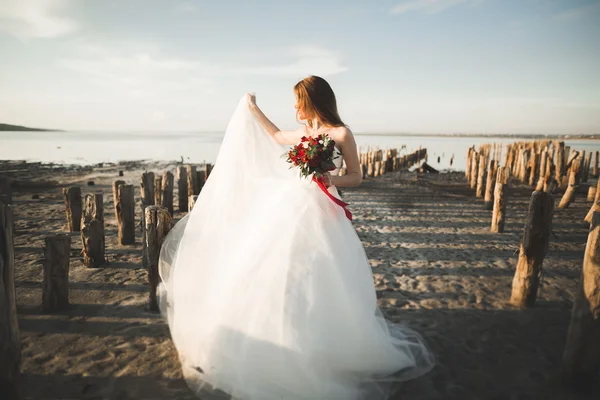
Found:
[0,123,62,132]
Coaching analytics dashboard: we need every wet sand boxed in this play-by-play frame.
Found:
[2,159,598,400]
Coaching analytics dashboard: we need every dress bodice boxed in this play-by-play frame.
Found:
[330,147,343,176]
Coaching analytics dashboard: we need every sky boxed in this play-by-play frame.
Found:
[0,0,599,134]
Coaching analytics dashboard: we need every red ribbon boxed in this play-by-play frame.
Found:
[312,176,353,221]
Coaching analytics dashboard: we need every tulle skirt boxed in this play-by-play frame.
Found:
[158,96,434,399]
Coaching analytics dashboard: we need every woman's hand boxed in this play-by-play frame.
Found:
[322,172,334,188]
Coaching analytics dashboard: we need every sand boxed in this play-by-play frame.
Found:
[2,159,598,400]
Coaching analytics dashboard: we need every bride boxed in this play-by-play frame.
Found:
[158,76,434,399]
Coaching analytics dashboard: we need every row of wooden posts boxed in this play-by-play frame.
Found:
[0,162,215,398]
[353,147,428,179]
[465,140,600,387]
[466,141,600,233]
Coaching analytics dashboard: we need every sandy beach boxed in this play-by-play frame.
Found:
[2,159,598,400]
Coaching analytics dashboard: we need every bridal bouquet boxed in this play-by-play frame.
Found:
[284,134,339,180]
[284,134,352,221]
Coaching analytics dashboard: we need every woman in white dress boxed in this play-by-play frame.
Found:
[158,75,434,400]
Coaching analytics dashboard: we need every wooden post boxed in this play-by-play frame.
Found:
[116,184,135,245]
[555,141,565,186]
[484,160,497,210]
[466,147,473,181]
[588,186,597,202]
[510,191,554,307]
[187,166,199,197]
[140,172,155,209]
[197,169,207,193]
[206,163,213,178]
[584,178,600,224]
[374,161,381,177]
[0,176,12,204]
[528,152,539,187]
[470,152,479,189]
[561,212,600,387]
[476,153,487,198]
[189,195,198,212]
[112,180,125,221]
[558,158,581,209]
[0,202,20,399]
[176,167,188,212]
[491,167,510,233]
[161,172,174,216]
[143,206,172,312]
[593,151,599,178]
[42,235,71,312]
[154,176,163,206]
[140,172,155,266]
[367,162,374,177]
[583,152,592,183]
[81,193,105,268]
[63,186,82,232]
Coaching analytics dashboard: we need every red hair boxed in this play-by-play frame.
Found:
[294,76,345,128]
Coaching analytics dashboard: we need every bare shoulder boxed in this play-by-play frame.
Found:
[329,126,355,143]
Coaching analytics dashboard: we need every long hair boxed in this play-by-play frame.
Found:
[294,76,345,128]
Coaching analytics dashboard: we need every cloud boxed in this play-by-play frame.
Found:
[0,0,79,39]
[57,43,347,97]
[233,45,348,77]
[390,0,479,15]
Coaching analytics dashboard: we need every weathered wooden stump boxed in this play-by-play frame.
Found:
[588,186,597,202]
[62,186,82,232]
[561,212,600,387]
[143,206,172,312]
[197,169,207,192]
[112,180,125,221]
[140,172,155,264]
[116,184,135,245]
[491,167,510,233]
[81,193,105,268]
[189,195,199,212]
[374,161,381,178]
[206,163,213,178]
[559,158,581,209]
[42,235,71,312]
[161,172,174,216]
[528,152,539,187]
[584,178,600,224]
[176,167,188,212]
[470,152,479,189]
[555,141,565,186]
[510,191,554,308]
[140,172,155,209]
[187,166,199,197]
[0,202,21,399]
[154,176,163,206]
[583,152,592,183]
[476,154,487,198]
[593,151,599,178]
[367,162,374,177]
[484,160,497,210]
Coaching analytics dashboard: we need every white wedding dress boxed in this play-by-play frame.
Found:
[158,96,434,399]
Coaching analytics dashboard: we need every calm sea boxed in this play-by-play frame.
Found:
[1,131,600,172]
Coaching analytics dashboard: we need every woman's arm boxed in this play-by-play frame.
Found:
[247,94,300,145]
[329,128,363,188]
